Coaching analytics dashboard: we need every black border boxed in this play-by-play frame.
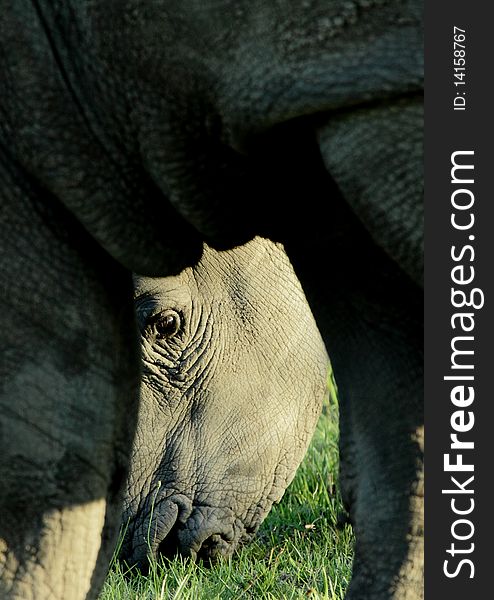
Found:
[425,1,493,595]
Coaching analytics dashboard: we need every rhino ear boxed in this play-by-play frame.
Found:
[315,98,424,287]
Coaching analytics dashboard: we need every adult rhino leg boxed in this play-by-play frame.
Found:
[0,184,140,599]
[335,304,423,600]
[286,233,423,600]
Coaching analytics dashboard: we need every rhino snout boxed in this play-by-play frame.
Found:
[158,506,247,564]
[122,499,249,568]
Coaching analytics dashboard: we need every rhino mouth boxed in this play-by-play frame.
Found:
[119,491,257,569]
[157,508,254,564]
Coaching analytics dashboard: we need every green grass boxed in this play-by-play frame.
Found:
[100,389,354,599]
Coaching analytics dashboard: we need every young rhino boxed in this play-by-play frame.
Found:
[120,237,329,568]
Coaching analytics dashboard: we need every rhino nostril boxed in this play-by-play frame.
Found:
[156,524,182,560]
[119,496,194,572]
[196,533,234,564]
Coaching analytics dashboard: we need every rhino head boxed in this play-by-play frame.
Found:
[120,237,329,568]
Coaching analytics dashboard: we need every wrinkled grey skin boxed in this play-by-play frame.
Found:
[121,238,328,568]
[0,1,423,599]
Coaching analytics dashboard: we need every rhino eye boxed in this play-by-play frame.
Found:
[152,310,181,339]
